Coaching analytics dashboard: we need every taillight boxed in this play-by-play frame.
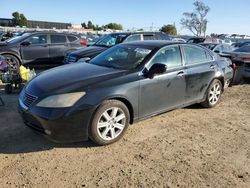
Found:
[231,63,236,70]
[241,58,250,62]
[80,39,87,46]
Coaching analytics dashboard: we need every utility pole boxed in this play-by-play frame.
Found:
[150,22,154,31]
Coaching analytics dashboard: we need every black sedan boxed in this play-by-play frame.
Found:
[63,32,170,64]
[225,45,250,81]
[19,41,234,145]
[200,43,233,56]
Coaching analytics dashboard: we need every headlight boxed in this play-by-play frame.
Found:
[36,92,86,108]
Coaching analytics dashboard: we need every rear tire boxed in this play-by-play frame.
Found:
[201,79,222,108]
[89,100,130,146]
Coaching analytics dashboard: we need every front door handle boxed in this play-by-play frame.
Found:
[210,65,216,69]
[177,71,185,77]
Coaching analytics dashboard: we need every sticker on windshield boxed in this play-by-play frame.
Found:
[134,48,151,54]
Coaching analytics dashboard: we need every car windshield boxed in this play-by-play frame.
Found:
[95,34,127,47]
[90,45,152,70]
[234,46,250,53]
[200,43,217,50]
[6,33,31,44]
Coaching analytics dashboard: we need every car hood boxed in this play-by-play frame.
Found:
[70,45,108,58]
[25,63,126,96]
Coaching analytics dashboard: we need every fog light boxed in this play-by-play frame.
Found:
[45,129,51,135]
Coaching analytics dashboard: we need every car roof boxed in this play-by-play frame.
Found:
[28,31,79,36]
[110,32,167,35]
[200,43,221,45]
[120,40,186,48]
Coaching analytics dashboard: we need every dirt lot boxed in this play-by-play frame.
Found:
[0,84,249,188]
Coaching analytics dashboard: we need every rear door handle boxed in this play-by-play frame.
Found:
[210,65,216,69]
[177,71,185,77]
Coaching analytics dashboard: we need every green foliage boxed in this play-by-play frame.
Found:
[81,20,123,31]
[12,11,27,27]
[180,0,210,36]
[81,22,87,28]
[160,25,177,35]
[105,23,123,30]
[87,21,93,29]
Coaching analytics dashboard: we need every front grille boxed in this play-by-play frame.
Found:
[64,54,69,63]
[64,54,77,64]
[23,92,37,108]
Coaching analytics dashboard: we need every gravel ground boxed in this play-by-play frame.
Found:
[0,84,249,188]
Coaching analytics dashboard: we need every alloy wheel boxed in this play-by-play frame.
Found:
[97,107,126,141]
[209,83,221,105]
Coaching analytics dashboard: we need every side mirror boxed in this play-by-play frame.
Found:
[145,63,167,79]
[214,50,220,54]
[21,41,31,46]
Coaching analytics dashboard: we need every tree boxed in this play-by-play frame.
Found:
[93,24,103,31]
[87,21,93,29]
[105,23,123,30]
[160,25,177,35]
[19,13,28,27]
[81,22,87,28]
[12,11,27,27]
[180,1,210,36]
[12,11,20,26]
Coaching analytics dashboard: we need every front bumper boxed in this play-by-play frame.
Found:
[18,98,95,143]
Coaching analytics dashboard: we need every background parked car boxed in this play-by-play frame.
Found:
[0,32,85,67]
[19,41,233,145]
[187,37,206,44]
[200,43,233,56]
[0,31,14,42]
[63,32,170,64]
[224,45,250,83]
[187,37,224,44]
[0,31,6,41]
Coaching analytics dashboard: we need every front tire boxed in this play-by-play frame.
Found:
[89,100,130,146]
[4,54,20,71]
[201,79,222,108]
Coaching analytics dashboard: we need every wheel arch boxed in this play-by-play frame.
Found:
[202,77,224,101]
[107,97,134,124]
[95,96,135,125]
[214,76,225,91]
[1,52,22,65]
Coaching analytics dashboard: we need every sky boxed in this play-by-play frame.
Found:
[1,0,250,35]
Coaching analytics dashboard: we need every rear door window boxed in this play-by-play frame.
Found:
[183,45,211,65]
[51,34,67,44]
[143,35,156,40]
[214,45,223,53]
[222,45,233,53]
[151,46,182,69]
